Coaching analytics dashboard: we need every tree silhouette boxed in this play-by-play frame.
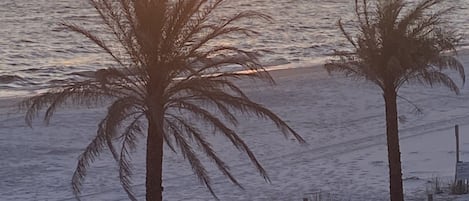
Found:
[325,0,465,200]
[22,0,304,200]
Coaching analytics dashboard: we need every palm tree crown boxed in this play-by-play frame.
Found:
[326,0,465,92]
[22,0,304,200]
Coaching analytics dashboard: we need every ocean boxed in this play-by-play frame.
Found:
[0,0,468,97]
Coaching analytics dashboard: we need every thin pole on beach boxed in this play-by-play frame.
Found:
[456,124,460,163]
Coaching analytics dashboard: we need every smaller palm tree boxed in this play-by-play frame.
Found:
[21,0,304,201]
[325,0,465,200]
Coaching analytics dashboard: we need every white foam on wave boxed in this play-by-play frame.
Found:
[264,56,330,72]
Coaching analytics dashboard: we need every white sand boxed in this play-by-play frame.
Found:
[1,50,469,200]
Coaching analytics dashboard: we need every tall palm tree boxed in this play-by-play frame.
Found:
[22,0,304,200]
[325,0,465,200]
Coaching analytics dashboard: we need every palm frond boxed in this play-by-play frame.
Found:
[338,19,357,49]
[171,100,270,181]
[117,115,144,201]
[325,55,385,89]
[169,115,242,188]
[21,81,116,127]
[168,81,304,141]
[431,55,465,84]
[397,0,444,32]
[101,96,144,160]
[164,119,218,199]
[165,115,244,200]
[396,94,423,115]
[64,23,126,68]
[184,11,270,59]
[413,70,461,94]
[71,96,144,199]
[71,130,108,200]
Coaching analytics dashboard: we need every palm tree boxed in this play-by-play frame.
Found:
[22,0,304,200]
[325,0,465,200]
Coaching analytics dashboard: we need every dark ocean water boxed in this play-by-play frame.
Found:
[0,0,468,97]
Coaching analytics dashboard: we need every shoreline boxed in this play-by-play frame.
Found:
[3,46,469,111]
[2,46,469,102]
[0,62,327,107]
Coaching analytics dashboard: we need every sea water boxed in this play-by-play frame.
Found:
[0,0,468,97]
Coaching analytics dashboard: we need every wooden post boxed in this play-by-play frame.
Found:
[427,193,433,201]
[456,125,460,163]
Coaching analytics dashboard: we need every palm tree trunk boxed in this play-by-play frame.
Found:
[146,112,164,201]
[384,89,404,201]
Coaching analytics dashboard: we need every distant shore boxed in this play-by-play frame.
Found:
[2,46,468,111]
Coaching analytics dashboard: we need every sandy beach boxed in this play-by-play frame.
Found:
[1,49,469,200]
